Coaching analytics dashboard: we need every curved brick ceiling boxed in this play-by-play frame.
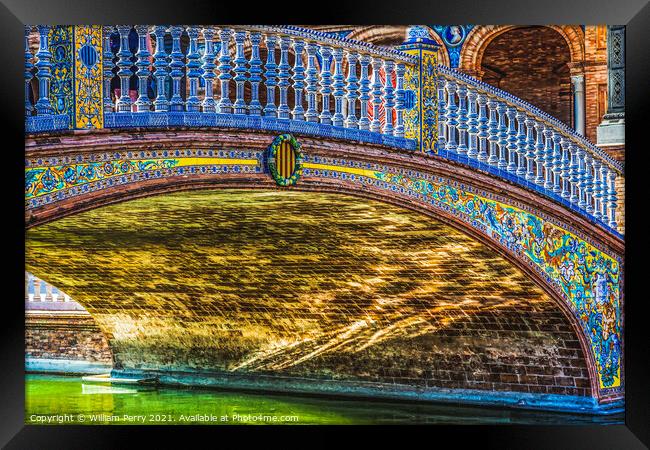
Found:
[25,189,591,397]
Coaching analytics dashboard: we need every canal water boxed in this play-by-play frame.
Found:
[25,375,622,425]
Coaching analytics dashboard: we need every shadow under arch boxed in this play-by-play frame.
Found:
[25,179,604,407]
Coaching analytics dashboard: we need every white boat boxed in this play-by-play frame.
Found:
[81,373,160,385]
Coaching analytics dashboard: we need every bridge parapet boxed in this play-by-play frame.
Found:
[436,64,624,235]
[24,25,623,235]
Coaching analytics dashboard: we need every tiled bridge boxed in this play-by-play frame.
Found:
[25,25,624,413]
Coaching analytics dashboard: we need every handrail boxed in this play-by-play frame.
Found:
[437,65,623,175]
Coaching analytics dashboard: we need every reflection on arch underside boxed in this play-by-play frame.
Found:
[25,188,595,411]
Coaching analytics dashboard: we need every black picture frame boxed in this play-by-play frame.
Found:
[3,0,648,447]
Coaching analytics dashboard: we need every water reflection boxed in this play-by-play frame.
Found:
[26,375,622,425]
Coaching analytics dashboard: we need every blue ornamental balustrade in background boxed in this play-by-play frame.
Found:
[24,24,623,236]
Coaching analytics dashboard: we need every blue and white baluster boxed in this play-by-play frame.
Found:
[277,36,291,119]
[583,154,594,215]
[446,80,458,152]
[576,148,586,209]
[505,107,518,172]
[200,27,216,113]
[102,26,116,114]
[369,57,383,133]
[115,26,134,113]
[599,165,608,221]
[382,60,396,135]
[217,28,233,114]
[291,39,306,121]
[516,112,527,176]
[476,94,488,162]
[560,138,571,199]
[25,26,34,116]
[486,98,499,165]
[551,133,562,194]
[247,32,263,116]
[534,122,545,186]
[542,128,554,190]
[168,25,185,112]
[496,101,508,169]
[331,47,345,127]
[607,170,617,229]
[358,54,371,131]
[152,26,169,112]
[344,50,360,129]
[437,76,447,151]
[34,25,53,115]
[318,46,333,125]
[569,144,579,204]
[592,161,602,221]
[304,42,319,123]
[134,25,152,112]
[466,89,479,159]
[264,35,278,117]
[233,30,248,115]
[524,116,536,180]
[394,62,406,137]
[456,84,468,155]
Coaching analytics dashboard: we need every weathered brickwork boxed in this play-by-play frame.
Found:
[25,312,113,362]
[480,27,572,126]
[26,190,592,397]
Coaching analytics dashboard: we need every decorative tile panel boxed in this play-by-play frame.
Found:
[74,25,104,129]
[48,26,74,127]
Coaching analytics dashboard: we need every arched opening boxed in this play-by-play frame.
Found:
[25,272,114,373]
[344,25,450,67]
[26,188,594,401]
[479,26,573,125]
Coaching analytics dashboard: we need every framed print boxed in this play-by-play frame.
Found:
[2,0,648,447]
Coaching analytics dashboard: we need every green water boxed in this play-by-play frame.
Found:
[25,375,622,425]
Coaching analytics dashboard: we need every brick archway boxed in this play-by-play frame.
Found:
[458,25,584,79]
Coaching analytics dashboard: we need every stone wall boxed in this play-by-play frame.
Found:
[25,312,113,363]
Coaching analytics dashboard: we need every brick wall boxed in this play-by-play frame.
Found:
[480,26,572,126]
[25,312,113,363]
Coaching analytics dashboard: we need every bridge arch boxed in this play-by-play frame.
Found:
[25,128,623,407]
